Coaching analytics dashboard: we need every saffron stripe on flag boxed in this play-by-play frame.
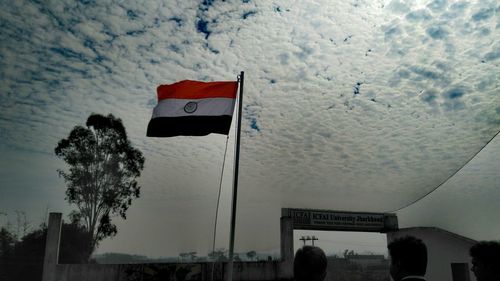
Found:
[157,80,238,100]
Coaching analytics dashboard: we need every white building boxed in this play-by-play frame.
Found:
[388,227,476,281]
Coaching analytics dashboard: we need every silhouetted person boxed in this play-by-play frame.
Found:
[470,241,500,281]
[294,246,327,281]
[388,236,427,281]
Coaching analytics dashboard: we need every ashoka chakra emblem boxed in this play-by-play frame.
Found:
[184,101,198,113]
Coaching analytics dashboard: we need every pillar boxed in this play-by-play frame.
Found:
[42,212,62,281]
[279,216,294,279]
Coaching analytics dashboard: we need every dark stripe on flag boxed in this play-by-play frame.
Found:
[147,116,233,137]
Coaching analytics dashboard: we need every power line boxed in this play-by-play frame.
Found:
[299,235,319,246]
[390,129,500,212]
[211,135,231,281]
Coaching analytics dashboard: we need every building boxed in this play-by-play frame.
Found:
[388,227,476,281]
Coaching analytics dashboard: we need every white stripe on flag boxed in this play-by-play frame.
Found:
[152,98,236,118]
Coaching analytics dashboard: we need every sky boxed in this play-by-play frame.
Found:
[0,0,499,258]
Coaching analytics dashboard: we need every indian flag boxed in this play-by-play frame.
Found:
[147,80,238,137]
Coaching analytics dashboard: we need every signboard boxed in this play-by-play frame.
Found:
[282,208,398,232]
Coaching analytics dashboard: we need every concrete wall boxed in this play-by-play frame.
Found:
[388,227,476,281]
[232,261,282,281]
[55,261,286,281]
[43,212,291,281]
[56,264,121,281]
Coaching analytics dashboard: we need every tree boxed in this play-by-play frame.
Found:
[0,221,94,281]
[0,227,16,277]
[246,250,256,261]
[55,113,145,260]
[13,211,30,240]
[179,251,197,262]
[0,227,15,258]
[10,226,46,281]
[208,248,228,261]
[179,252,190,261]
[59,222,98,263]
[188,251,197,261]
[233,254,241,262]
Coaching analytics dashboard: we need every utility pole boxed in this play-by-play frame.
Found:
[300,235,319,246]
[311,236,318,246]
[300,236,307,246]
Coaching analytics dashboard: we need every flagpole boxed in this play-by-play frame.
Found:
[227,71,244,281]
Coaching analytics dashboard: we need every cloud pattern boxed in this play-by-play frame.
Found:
[1,0,499,256]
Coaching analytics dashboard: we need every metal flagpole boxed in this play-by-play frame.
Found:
[227,71,244,281]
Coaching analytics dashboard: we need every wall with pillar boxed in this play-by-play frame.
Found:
[54,261,285,281]
[43,212,476,281]
[42,212,291,281]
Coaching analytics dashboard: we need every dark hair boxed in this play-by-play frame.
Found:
[470,241,500,270]
[294,246,327,281]
[388,236,427,275]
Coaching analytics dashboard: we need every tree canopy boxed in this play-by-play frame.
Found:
[55,113,145,259]
[0,221,94,281]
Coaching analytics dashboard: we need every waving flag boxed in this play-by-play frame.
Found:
[147,80,238,137]
[146,73,244,281]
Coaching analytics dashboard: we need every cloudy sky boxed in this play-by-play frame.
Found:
[1,0,499,257]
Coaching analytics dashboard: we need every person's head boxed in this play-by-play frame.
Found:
[294,246,327,281]
[469,241,500,281]
[388,236,427,281]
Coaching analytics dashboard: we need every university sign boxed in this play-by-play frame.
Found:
[282,208,398,232]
